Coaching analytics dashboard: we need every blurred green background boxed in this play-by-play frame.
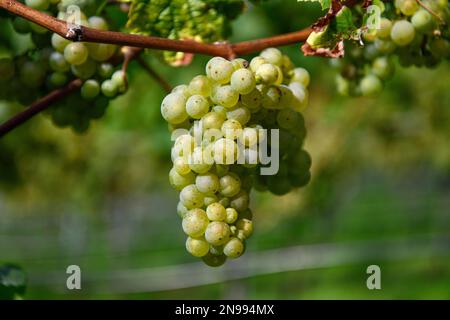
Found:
[1,0,449,299]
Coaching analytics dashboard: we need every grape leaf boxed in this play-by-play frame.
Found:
[297,0,332,10]
[126,0,246,65]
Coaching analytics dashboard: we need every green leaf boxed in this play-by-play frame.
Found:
[297,0,332,10]
[126,0,246,65]
[0,264,27,300]
[334,6,355,34]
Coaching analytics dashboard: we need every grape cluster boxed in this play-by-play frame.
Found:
[332,0,449,97]
[0,0,128,133]
[161,48,312,266]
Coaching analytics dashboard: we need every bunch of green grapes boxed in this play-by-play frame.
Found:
[0,0,128,133]
[161,48,312,266]
[332,0,449,97]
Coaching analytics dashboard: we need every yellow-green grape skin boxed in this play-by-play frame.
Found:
[223,237,245,258]
[230,68,256,94]
[188,147,213,174]
[376,18,392,39]
[71,58,96,79]
[212,105,228,119]
[186,94,210,119]
[213,138,238,165]
[201,111,226,130]
[205,221,231,246]
[249,56,267,73]
[213,164,229,177]
[230,190,249,212]
[206,202,227,222]
[174,157,191,175]
[161,92,189,125]
[390,20,416,46]
[274,65,284,85]
[219,173,241,197]
[101,80,118,98]
[51,34,70,53]
[185,237,210,257]
[276,108,300,130]
[398,0,419,16]
[255,63,279,84]
[49,52,70,72]
[281,55,295,74]
[88,16,109,31]
[202,253,227,267]
[177,202,188,219]
[64,42,89,65]
[231,58,249,70]
[206,57,234,84]
[212,85,239,109]
[289,82,309,112]
[87,43,116,62]
[411,10,434,33]
[180,184,205,209]
[241,127,258,147]
[196,172,220,195]
[290,68,310,88]
[360,75,383,97]
[260,48,283,66]
[241,89,262,111]
[172,84,191,98]
[225,207,238,224]
[204,194,219,207]
[236,218,253,239]
[169,167,195,191]
[221,119,242,140]
[182,208,209,237]
[226,105,251,126]
[188,75,212,97]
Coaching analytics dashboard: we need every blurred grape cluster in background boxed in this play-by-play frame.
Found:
[1,0,449,299]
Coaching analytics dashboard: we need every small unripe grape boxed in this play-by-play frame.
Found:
[64,42,89,65]
[49,51,70,72]
[205,221,231,246]
[174,157,191,175]
[212,85,239,108]
[88,43,116,62]
[51,34,70,53]
[161,92,188,124]
[236,218,253,239]
[411,10,433,33]
[12,17,31,34]
[390,20,415,46]
[169,167,195,191]
[196,173,220,195]
[206,57,234,84]
[230,190,249,212]
[81,79,100,99]
[186,237,210,257]
[20,61,45,88]
[202,252,226,267]
[221,119,242,140]
[188,147,213,174]
[206,202,227,221]
[290,67,310,87]
[219,173,241,197]
[180,184,205,209]
[255,63,279,84]
[226,105,251,126]
[182,208,209,237]
[289,82,308,112]
[172,84,190,98]
[225,208,238,224]
[372,57,394,80]
[241,88,262,111]
[399,0,419,16]
[101,79,118,98]
[376,18,392,39]
[214,138,238,165]
[360,75,383,96]
[186,94,210,119]
[71,58,96,79]
[231,58,249,70]
[97,63,114,79]
[230,68,256,94]
[223,237,245,258]
[241,127,258,147]
[88,16,109,30]
[260,48,283,66]
[188,75,212,96]
[249,56,267,72]
[177,202,189,219]
[277,108,300,130]
[48,72,67,87]
[201,111,226,130]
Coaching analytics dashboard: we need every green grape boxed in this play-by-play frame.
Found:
[205,221,231,246]
[202,253,226,267]
[372,56,394,80]
[48,72,67,87]
[230,190,249,212]
[223,238,244,259]
[260,47,283,66]
[111,70,127,93]
[188,75,212,96]
[172,84,190,98]
[49,51,70,72]
[241,88,262,111]
[239,208,253,220]
[201,111,226,130]
[169,168,195,191]
[428,39,450,59]
[101,79,118,98]
[87,43,116,62]
[12,17,31,34]
[204,194,218,207]
[88,16,109,30]
[88,96,109,119]
[221,119,242,140]
[51,34,70,53]
[374,39,397,54]
[188,147,213,174]
[219,173,241,197]
[411,10,434,33]
[235,218,253,239]
[206,202,227,221]
[182,208,209,237]
[211,85,239,108]
[81,79,100,100]
[196,172,220,195]
[249,56,267,72]
[276,108,300,130]
[390,20,416,46]
[174,157,191,175]
[240,127,258,147]
[20,61,46,88]
[359,74,383,96]
[206,57,234,84]
[255,63,279,84]
[186,94,210,119]
[25,0,49,10]
[230,68,256,94]
[267,175,291,195]
[290,67,310,87]
[71,58,96,79]
[376,18,392,39]
[0,58,15,82]
[231,58,249,70]
[225,208,238,224]
[226,104,251,126]
[289,82,308,112]
[180,184,205,209]
[186,237,210,257]
[97,63,114,79]
[161,92,188,124]
[64,42,89,65]
[398,0,419,16]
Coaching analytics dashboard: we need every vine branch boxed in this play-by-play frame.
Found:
[135,57,173,93]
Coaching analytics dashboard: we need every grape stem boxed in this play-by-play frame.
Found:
[0,79,83,138]
[135,56,173,93]
[415,0,445,24]
[0,0,312,59]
